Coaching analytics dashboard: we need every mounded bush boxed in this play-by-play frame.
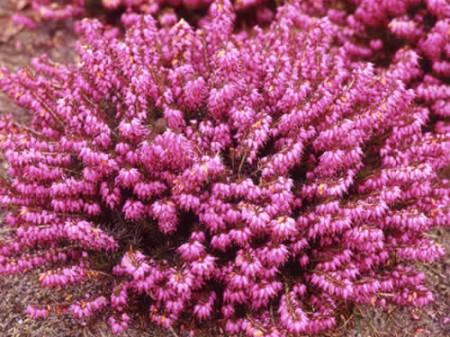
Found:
[1,1,449,335]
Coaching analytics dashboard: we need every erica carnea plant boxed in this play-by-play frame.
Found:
[1,1,449,335]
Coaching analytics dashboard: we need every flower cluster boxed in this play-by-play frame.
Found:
[14,0,448,134]
[297,0,450,132]
[1,0,449,336]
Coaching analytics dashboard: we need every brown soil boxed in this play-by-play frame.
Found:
[0,0,449,336]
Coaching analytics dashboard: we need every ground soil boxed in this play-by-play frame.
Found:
[0,1,449,336]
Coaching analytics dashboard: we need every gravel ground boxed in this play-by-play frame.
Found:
[0,1,449,336]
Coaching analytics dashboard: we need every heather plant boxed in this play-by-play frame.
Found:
[1,1,449,336]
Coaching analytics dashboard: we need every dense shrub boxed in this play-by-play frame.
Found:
[1,0,449,335]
